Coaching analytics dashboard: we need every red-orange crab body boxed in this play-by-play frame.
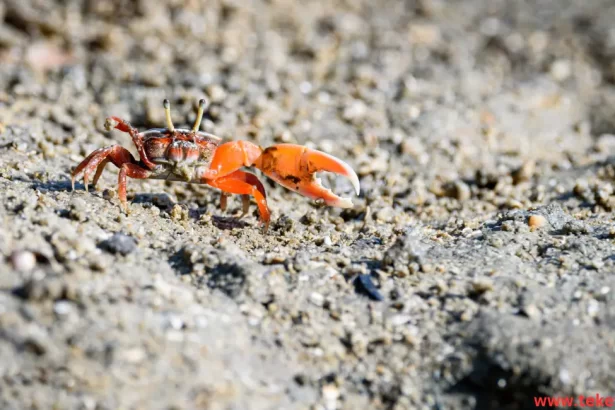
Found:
[71,99,360,231]
[139,128,221,181]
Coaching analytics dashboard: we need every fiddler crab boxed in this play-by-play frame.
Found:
[71,98,360,231]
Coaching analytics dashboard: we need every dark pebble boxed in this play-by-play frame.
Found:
[353,274,384,301]
[99,233,138,255]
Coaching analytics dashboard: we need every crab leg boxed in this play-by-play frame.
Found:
[219,193,251,216]
[92,158,111,188]
[219,193,229,211]
[117,164,152,213]
[104,116,157,170]
[71,145,136,191]
[71,144,151,213]
[206,170,270,230]
[201,141,360,208]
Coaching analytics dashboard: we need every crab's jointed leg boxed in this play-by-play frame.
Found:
[71,144,151,213]
[104,116,157,170]
[219,193,229,211]
[206,170,270,231]
[71,145,135,191]
[117,163,152,213]
[219,193,251,216]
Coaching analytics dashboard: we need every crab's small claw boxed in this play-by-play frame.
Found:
[255,144,360,208]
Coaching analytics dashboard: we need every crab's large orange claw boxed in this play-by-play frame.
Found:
[255,144,360,208]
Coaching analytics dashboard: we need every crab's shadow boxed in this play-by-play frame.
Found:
[28,176,254,229]
[23,176,73,193]
[211,215,251,230]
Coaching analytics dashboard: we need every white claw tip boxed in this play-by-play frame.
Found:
[337,197,354,208]
[349,172,361,196]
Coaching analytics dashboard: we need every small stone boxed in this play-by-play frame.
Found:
[471,278,493,294]
[375,207,395,222]
[421,263,435,273]
[460,310,473,321]
[590,259,604,270]
[170,204,185,221]
[512,161,535,184]
[102,189,116,200]
[550,59,572,81]
[10,250,37,272]
[562,220,593,235]
[353,274,384,301]
[122,347,146,363]
[16,278,65,301]
[206,84,226,103]
[300,210,319,225]
[445,181,471,201]
[53,300,73,315]
[309,292,325,307]
[322,384,340,408]
[528,214,547,230]
[99,233,137,255]
[274,129,293,143]
[559,368,571,385]
[587,299,600,317]
[263,254,286,264]
[489,237,504,248]
[342,100,367,122]
[299,81,312,94]
[389,314,411,327]
[522,304,540,319]
[573,180,590,198]
[68,197,87,221]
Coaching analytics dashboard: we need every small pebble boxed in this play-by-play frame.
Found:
[68,197,87,221]
[99,233,137,255]
[550,59,572,81]
[522,304,541,319]
[53,300,73,315]
[512,161,535,184]
[573,180,590,198]
[562,220,593,235]
[375,207,395,223]
[353,274,384,301]
[206,84,226,103]
[322,384,340,408]
[10,250,37,272]
[559,368,571,385]
[102,189,116,200]
[527,214,547,230]
[445,181,471,201]
[471,277,493,294]
[309,292,325,307]
[342,100,367,122]
[171,204,184,221]
[587,299,600,317]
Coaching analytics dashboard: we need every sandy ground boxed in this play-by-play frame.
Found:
[1,0,615,409]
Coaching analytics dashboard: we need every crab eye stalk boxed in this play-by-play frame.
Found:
[163,99,175,131]
[192,98,209,132]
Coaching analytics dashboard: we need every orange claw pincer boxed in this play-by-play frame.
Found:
[199,141,361,210]
[254,144,361,208]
